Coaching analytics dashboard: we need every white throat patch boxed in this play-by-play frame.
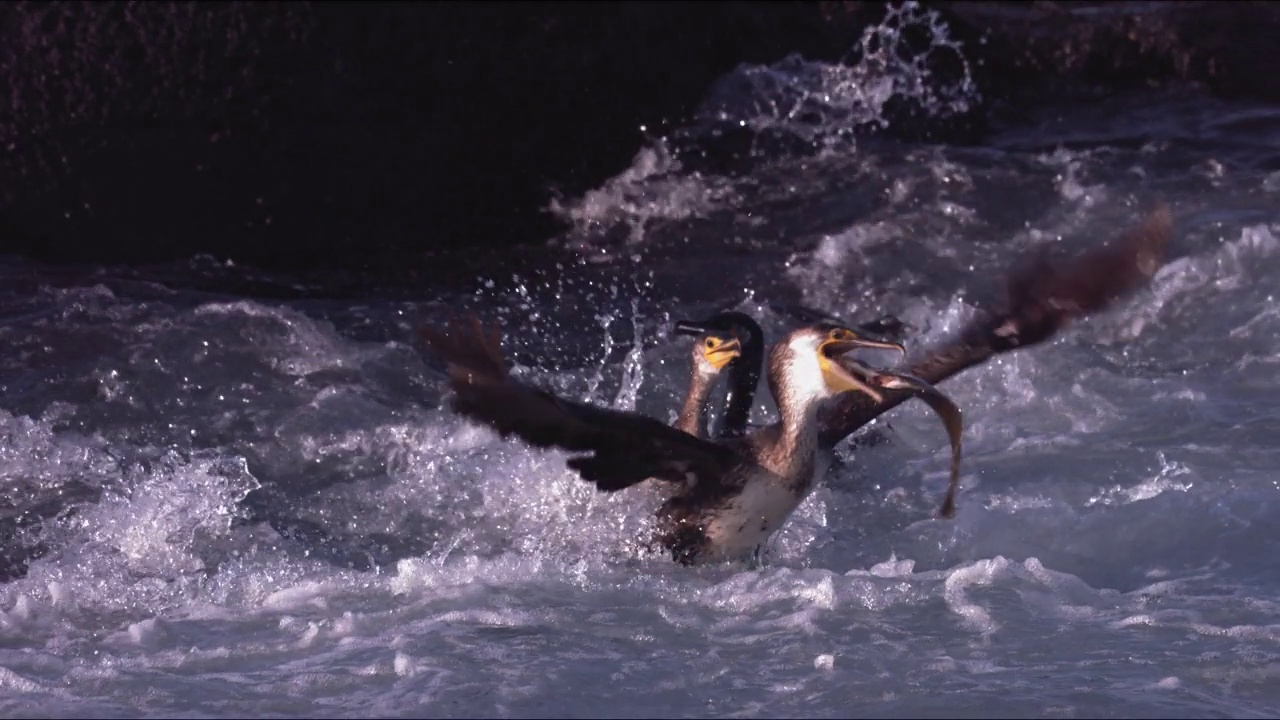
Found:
[783,334,829,404]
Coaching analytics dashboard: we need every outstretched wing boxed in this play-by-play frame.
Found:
[418,315,744,492]
[819,204,1173,449]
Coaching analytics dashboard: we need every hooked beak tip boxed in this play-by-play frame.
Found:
[875,339,907,357]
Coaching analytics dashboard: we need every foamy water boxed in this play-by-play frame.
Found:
[3,4,1280,717]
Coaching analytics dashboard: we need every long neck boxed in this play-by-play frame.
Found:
[764,351,823,471]
[674,368,714,437]
[715,345,762,439]
[775,388,820,461]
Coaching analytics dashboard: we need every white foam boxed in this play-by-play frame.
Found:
[1086,452,1194,507]
[547,1,977,257]
[696,568,842,616]
[393,651,416,677]
[695,1,978,145]
[547,143,737,249]
[193,299,373,376]
[435,608,542,628]
[943,557,1009,635]
[298,621,321,649]
[1189,623,1280,642]
[66,450,259,583]
[1039,148,1108,207]
[262,581,335,611]
[0,667,44,693]
[867,555,916,578]
[785,222,901,309]
[126,617,169,648]
[332,610,359,636]
[1106,223,1280,341]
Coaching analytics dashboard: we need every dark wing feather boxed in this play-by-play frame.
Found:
[418,315,743,492]
[819,204,1173,449]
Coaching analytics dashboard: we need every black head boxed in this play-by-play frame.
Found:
[674,311,762,345]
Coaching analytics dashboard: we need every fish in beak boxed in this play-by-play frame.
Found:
[869,371,965,519]
[817,327,907,403]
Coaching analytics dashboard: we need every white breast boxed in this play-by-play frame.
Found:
[702,472,806,562]
[700,448,837,563]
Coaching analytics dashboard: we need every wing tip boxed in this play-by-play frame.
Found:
[417,311,511,386]
[989,203,1174,351]
[1128,201,1173,281]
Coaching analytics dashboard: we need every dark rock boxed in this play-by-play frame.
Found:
[942,1,1280,105]
[0,1,886,274]
[0,1,1276,281]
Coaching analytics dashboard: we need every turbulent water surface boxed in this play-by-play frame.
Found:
[3,6,1280,718]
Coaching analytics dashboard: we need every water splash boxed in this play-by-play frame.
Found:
[610,301,648,413]
[550,1,980,254]
[695,1,978,149]
[547,142,739,252]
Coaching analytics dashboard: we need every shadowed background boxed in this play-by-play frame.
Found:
[3,1,1277,286]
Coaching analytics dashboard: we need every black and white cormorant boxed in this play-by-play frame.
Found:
[419,317,908,565]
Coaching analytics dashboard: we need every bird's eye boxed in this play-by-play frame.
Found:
[830,329,851,341]
[705,338,718,348]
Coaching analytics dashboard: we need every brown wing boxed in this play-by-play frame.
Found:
[819,204,1173,449]
[418,315,744,492]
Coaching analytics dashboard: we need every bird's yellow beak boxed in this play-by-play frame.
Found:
[817,328,906,402]
[819,330,907,359]
[702,337,742,370]
[819,355,887,402]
